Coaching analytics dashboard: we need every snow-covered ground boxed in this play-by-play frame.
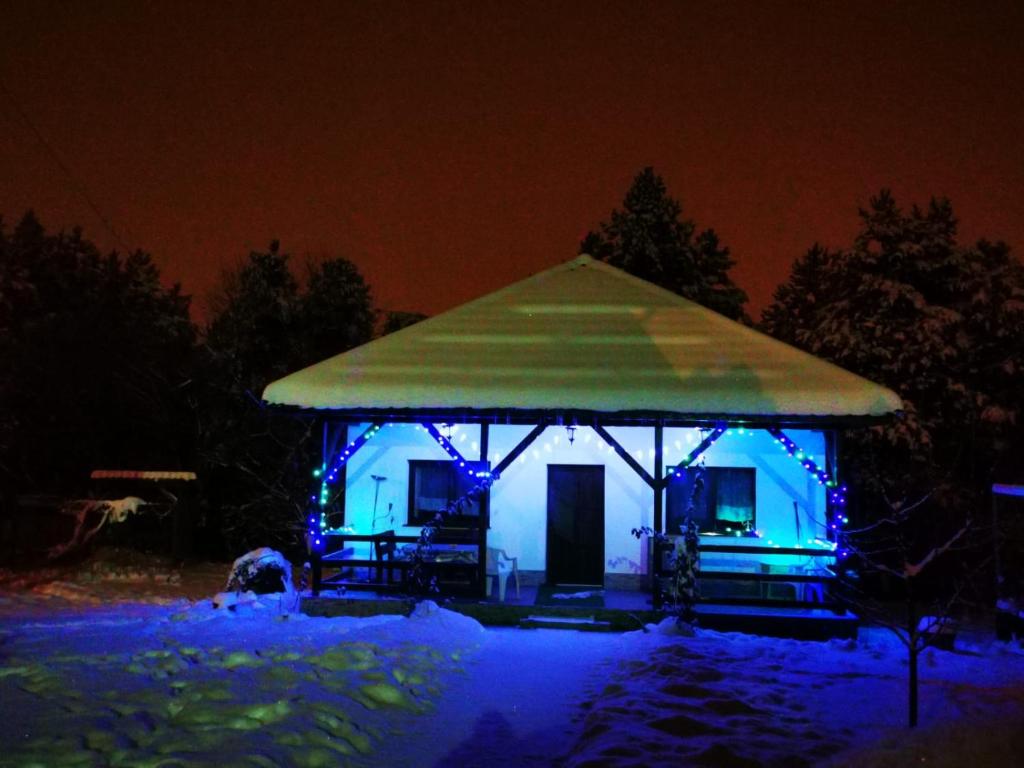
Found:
[2,557,1023,767]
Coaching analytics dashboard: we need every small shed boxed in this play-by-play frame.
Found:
[88,470,199,559]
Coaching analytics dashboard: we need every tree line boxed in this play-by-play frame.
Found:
[0,217,421,557]
[2,167,1022,562]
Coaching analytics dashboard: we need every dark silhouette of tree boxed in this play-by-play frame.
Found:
[205,240,301,398]
[0,211,195,502]
[759,244,832,343]
[581,167,748,320]
[300,257,375,363]
[200,242,375,556]
[763,190,1024,518]
[380,310,427,337]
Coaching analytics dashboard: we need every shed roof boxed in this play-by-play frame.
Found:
[263,256,901,424]
[90,470,197,481]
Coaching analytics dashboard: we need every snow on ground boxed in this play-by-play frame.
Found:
[565,620,1024,767]
[2,558,1024,767]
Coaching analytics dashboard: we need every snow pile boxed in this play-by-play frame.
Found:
[551,589,603,600]
[211,589,282,612]
[646,616,697,636]
[0,591,485,767]
[410,598,486,636]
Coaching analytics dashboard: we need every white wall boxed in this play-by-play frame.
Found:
[667,427,831,570]
[488,424,654,576]
[339,422,831,576]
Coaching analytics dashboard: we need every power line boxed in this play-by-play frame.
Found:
[0,77,133,251]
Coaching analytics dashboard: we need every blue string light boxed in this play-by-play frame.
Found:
[665,425,726,479]
[307,423,384,551]
[766,428,848,557]
[422,423,492,479]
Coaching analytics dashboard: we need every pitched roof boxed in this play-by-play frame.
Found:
[263,256,901,423]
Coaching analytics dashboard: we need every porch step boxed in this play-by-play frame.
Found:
[519,614,614,632]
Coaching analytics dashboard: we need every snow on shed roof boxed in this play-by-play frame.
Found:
[90,470,197,481]
[263,256,902,422]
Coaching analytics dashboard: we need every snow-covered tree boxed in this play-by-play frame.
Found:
[762,192,1024,514]
[581,168,748,321]
[200,242,375,556]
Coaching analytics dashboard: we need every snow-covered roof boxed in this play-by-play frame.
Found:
[263,256,901,423]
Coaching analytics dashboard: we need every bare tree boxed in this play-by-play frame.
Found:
[838,491,984,728]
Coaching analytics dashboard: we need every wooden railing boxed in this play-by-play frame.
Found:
[652,538,843,611]
[312,528,484,597]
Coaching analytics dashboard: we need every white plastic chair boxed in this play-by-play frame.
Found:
[486,547,520,602]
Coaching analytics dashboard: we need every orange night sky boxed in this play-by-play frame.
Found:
[1,1,1022,321]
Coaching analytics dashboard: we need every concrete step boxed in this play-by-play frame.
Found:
[519,614,614,632]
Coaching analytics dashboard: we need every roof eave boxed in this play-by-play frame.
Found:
[263,403,899,429]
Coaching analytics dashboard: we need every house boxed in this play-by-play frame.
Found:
[263,256,901,610]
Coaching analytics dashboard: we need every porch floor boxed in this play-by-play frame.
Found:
[301,584,859,640]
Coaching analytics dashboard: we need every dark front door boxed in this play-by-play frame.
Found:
[546,465,605,586]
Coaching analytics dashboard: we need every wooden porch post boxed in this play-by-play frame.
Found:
[311,420,348,597]
[478,423,490,598]
[654,424,664,533]
[653,424,664,607]
[825,428,838,544]
[311,418,327,595]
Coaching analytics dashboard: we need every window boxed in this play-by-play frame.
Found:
[407,460,489,526]
[665,467,755,535]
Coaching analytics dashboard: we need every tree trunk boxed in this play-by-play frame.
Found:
[907,583,919,728]
[908,646,919,728]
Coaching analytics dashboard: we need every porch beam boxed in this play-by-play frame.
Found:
[323,422,385,482]
[660,425,726,489]
[492,422,549,477]
[765,428,837,486]
[329,422,349,523]
[592,423,657,489]
[422,423,473,467]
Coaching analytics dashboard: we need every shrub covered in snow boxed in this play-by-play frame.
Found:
[224,548,295,596]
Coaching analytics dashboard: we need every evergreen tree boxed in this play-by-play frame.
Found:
[763,191,1024,512]
[380,310,427,337]
[205,240,300,398]
[760,244,834,343]
[300,257,374,365]
[200,242,375,555]
[0,212,195,500]
[581,168,748,320]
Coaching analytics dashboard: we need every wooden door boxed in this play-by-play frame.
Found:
[546,465,605,586]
